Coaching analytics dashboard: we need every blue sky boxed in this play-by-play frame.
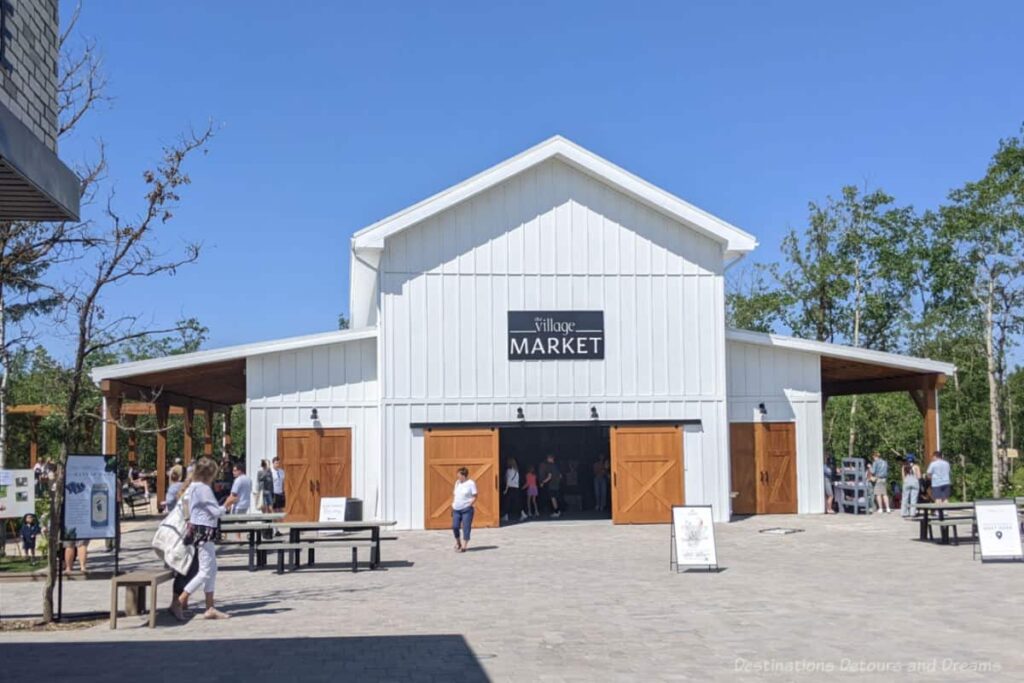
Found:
[56,0,1024,353]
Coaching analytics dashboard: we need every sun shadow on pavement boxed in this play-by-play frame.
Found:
[0,635,491,681]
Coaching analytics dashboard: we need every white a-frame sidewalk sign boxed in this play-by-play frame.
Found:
[974,499,1023,563]
[671,505,719,572]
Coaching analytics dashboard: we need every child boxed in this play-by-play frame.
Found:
[20,513,41,565]
[522,465,540,517]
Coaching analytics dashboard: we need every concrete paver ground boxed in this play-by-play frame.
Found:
[1,512,1021,681]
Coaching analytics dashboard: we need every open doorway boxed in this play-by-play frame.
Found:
[498,425,611,523]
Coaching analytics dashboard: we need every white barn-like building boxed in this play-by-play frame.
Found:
[92,137,954,528]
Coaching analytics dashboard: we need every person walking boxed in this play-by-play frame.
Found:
[522,465,540,517]
[452,467,477,552]
[166,469,184,513]
[20,513,41,565]
[869,452,891,513]
[901,454,921,517]
[169,473,198,621]
[257,459,274,513]
[175,457,237,620]
[539,454,562,518]
[502,457,522,522]
[271,457,286,512]
[926,451,952,504]
[229,462,252,514]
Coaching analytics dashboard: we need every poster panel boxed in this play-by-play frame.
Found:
[672,505,718,569]
[63,455,118,540]
[0,469,36,519]
[318,496,348,537]
[975,499,1023,561]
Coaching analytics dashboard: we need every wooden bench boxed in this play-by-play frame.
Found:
[258,540,377,574]
[928,517,976,546]
[110,570,173,629]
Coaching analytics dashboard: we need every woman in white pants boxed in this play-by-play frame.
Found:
[900,454,921,518]
[175,457,237,620]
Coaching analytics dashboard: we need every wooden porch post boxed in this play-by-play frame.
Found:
[909,375,942,460]
[104,396,121,457]
[183,406,194,465]
[156,403,170,504]
[203,407,214,457]
[223,411,232,458]
[126,415,138,465]
[29,416,40,468]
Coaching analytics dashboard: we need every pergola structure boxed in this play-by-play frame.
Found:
[821,356,945,459]
[99,359,243,503]
[6,404,56,467]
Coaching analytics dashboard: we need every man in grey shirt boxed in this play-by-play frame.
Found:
[230,462,253,514]
[926,451,952,503]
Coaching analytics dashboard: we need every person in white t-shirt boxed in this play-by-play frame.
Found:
[451,467,478,552]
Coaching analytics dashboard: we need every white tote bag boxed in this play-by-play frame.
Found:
[151,493,195,574]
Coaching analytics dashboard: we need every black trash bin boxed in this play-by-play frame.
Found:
[344,498,363,521]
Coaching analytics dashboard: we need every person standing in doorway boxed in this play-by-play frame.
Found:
[540,454,562,518]
[257,459,274,513]
[870,452,891,513]
[926,451,952,504]
[452,467,477,552]
[175,457,237,620]
[823,455,835,514]
[593,458,609,512]
[901,454,921,517]
[271,457,286,512]
[230,463,252,514]
[502,457,522,523]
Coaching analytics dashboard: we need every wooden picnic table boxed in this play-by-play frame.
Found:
[917,502,975,545]
[269,520,397,570]
[222,512,285,523]
[219,517,282,571]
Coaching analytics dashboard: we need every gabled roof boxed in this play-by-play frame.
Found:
[352,135,758,257]
[725,328,956,376]
[90,327,378,384]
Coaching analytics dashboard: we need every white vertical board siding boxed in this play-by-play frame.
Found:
[379,159,730,527]
[725,340,824,514]
[245,338,382,516]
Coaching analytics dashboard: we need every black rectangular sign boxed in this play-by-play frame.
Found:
[508,311,604,360]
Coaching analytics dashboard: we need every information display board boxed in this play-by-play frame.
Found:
[671,505,718,572]
[975,499,1023,562]
[318,496,348,537]
[63,455,118,540]
[0,469,35,519]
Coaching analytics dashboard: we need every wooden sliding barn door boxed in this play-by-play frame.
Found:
[277,428,352,522]
[729,422,797,515]
[423,428,499,530]
[760,422,797,514]
[610,425,684,524]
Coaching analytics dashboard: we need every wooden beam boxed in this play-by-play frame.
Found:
[822,372,945,398]
[183,406,194,465]
[6,404,57,416]
[104,396,121,457]
[203,407,214,457]
[126,415,138,465]
[922,388,939,461]
[29,416,39,468]
[100,380,231,414]
[119,403,189,417]
[155,403,170,504]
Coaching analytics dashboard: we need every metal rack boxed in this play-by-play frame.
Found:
[834,457,872,514]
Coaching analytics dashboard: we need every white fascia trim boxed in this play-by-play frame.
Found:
[726,328,956,376]
[91,327,379,383]
[352,135,758,255]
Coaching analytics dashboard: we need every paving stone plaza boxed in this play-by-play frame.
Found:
[1,513,1021,681]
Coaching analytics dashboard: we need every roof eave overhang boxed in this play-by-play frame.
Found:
[352,136,758,255]
[0,104,80,222]
[726,328,957,376]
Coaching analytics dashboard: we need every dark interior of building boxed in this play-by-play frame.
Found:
[498,425,611,521]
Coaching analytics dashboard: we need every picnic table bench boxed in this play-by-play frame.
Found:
[917,502,975,545]
[260,520,397,574]
[110,569,173,629]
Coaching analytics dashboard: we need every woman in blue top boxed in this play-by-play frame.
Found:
[175,457,237,621]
